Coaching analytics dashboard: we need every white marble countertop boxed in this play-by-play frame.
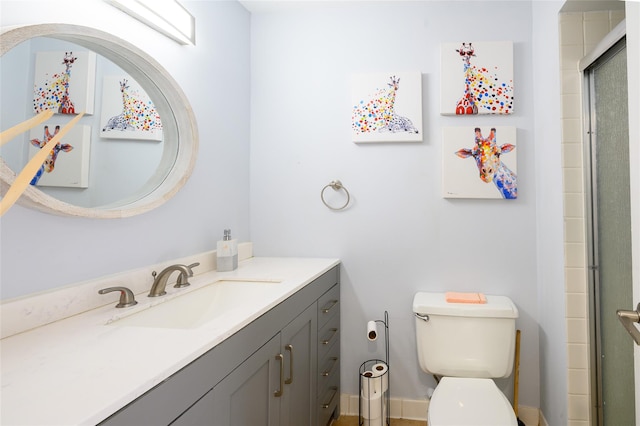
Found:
[0,257,340,426]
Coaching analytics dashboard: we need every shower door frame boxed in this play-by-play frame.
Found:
[580,22,632,426]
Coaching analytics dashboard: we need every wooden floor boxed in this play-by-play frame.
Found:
[332,416,426,426]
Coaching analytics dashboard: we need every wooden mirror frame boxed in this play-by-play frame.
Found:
[0,24,198,218]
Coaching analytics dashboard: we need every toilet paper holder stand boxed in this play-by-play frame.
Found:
[359,311,390,426]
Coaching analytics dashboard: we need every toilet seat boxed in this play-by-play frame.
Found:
[428,377,517,426]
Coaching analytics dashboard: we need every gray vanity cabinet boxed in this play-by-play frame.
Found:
[209,333,282,425]
[280,303,318,425]
[99,266,339,426]
[208,303,317,426]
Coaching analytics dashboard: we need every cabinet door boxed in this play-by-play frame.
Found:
[212,334,281,426]
[280,303,318,426]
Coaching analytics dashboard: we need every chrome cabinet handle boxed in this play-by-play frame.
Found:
[274,354,284,397]
[285,344,293,385]
[321,357,339,377]
[321,299,338,314]
[617,303,640,345]
[321,328,338,345]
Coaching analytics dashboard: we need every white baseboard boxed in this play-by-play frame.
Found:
[340,393,541,425]
[517,405,540,426]
[341,393,425,419]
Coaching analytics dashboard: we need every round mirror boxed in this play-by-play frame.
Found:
[0,24,198,218]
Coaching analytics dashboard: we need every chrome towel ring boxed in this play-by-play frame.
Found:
[321,180,350,211]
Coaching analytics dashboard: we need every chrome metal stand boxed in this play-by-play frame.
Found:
[359,311,390,426]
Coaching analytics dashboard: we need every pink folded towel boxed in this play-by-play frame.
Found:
[445,292,487,304]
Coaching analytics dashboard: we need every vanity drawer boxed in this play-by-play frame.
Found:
[318,372,340,426]
[317,284,339,329]
[318,312,340,362]
[318,340,340,393]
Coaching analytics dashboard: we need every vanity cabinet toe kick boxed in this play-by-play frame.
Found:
[99,265,340,426]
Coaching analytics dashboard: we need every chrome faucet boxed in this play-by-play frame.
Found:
[148,262,200,297]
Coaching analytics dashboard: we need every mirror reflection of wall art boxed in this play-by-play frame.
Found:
[442,126,517,199]
[100,76,163,141]
[33,51,96,115]
[351,72,422,143]
[28,124,91,188]
[440,41,514,115]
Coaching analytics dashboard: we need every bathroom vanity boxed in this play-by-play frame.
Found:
[0,255,340,426]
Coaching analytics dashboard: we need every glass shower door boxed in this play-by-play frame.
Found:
[585,38,634,425]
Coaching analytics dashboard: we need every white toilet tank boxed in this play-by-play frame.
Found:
[413,292,518,379]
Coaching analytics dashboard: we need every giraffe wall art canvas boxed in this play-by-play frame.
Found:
[100,75,163,141]
[351,72,422,143]
[440,41,514,115]
[27,124,91,188]
[442,126,517,199]
[33,51,96,115]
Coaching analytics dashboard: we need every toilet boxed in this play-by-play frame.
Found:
[412,292,519,426]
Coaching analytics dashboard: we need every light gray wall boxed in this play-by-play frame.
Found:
[248,0,564,414]
[0,0,252,298]
[532,2,568,424]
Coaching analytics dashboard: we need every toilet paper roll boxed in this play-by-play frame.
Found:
[361,371,381,398]
[372,362,389,394]
[361,388,384,420]
[367,321,378,341]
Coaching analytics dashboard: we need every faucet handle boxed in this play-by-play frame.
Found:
[98,286,138,308]
[174,262,201,288]
[187,262,200,272]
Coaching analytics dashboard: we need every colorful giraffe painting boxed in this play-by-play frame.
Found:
[455,43,478,115]
[440,41,514,115]
[33,50,96,115]
[29,125,74,185]
[103,80,137,132]
[102,78,163,140]
[351,72,422,142]
[59,52,77,114]
[352,75,418,134]
[33,52,77,114]
[454,127,517,199]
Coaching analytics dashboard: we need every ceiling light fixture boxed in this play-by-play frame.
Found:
[105,0,195,45]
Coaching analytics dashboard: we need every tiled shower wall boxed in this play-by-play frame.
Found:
[559,9,625,426]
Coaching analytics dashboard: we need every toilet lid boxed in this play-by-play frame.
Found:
[428,377,517,426]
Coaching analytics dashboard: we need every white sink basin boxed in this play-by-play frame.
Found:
[109,280,281,329]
